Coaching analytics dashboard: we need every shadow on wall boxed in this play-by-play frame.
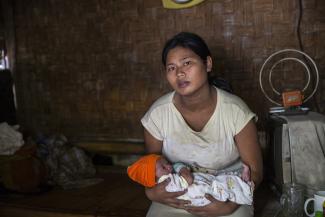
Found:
[0,69,16,125]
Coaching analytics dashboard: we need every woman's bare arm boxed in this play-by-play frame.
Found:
[235,119,263,187]
[144,129,163,154]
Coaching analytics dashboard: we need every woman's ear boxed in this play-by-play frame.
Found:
[206,56,212,72]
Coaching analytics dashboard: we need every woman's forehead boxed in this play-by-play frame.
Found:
[166,46,198,61]
[168,46,195,55]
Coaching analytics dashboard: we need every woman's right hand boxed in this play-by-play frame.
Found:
[179,167,194,185]
[145,178,190,209]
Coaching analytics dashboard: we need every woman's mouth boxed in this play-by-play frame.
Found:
[177,80,190,88]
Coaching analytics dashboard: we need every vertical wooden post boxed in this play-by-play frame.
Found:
[1,0,15,72]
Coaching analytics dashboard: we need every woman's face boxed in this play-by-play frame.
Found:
[156,158,172,179]
[165,46,212,96]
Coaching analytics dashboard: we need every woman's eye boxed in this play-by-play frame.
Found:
[167,66,175,72]
[184,61,191,66]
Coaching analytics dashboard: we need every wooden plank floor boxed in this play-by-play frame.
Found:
[0,167,280,217]
[0,167,151,217]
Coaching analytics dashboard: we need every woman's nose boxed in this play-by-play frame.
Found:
[176,66,185,77]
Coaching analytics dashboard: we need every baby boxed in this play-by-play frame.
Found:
[127,154,254,206]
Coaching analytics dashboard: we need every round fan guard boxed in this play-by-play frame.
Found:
[259,49,319,106]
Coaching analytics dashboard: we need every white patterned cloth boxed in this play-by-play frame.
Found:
[158,172,253,206]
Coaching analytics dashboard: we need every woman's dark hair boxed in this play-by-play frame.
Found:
[162,32,211,66]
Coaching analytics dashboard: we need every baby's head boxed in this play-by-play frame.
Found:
[156,157,173,178]
[127,154,172,187]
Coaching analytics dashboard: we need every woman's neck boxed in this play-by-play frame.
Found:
[176,85,216,112]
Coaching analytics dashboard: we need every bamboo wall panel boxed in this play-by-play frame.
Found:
[11,0,325,141]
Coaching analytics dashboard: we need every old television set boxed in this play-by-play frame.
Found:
[267,112,325,196]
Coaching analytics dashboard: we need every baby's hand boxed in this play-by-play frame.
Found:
[179,167,194,185]
[241,163,251,182]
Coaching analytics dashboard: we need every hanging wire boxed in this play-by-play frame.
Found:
[296,0,321,112]
[297,0,304,51]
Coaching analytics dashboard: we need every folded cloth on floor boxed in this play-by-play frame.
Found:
[0,122,24,155]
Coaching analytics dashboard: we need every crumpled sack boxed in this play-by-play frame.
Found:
[0,122,24,155]
[37,135,102,189]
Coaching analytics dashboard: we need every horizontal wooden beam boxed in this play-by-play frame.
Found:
[72,141,145,155]
[0,205,93,217]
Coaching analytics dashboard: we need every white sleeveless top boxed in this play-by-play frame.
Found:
[141,87,256,173]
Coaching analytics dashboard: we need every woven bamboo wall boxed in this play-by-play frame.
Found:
[11,0,325,141]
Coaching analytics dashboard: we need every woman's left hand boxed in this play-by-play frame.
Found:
[185,194,238,217]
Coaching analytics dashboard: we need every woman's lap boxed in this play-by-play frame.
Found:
[146,202,253,217]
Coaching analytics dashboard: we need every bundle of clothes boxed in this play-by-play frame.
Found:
[36,134,103,189]
[0,122,102,192]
